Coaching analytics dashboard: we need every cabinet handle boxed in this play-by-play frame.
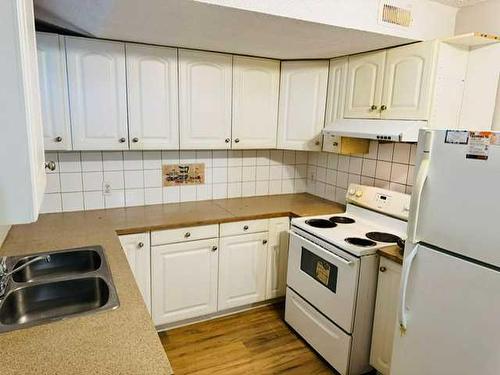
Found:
[138,242,144,248]
[211,246,218,252]
[243,225,249,231]
[234,138,240,143]
[55,136,63,143]
[132,137,139,143]
[263,240,268,245]
[379,266,387,272]
[225,138,231,143]
[119,137,126,143]
[380,105,387,111]
[45,161,56,171]
[370,105,378,111]
[184,232,191,238]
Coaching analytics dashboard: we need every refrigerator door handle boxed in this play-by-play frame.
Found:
[398,244,419,334]
[407,155,430,243]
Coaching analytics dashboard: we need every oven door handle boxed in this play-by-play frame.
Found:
[290,231,354,266]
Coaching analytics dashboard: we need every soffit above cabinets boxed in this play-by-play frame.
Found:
[33,0,457,59]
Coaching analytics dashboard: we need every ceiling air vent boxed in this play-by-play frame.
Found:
[380,3,412,27]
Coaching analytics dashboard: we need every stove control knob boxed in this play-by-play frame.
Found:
[348,188,356,196]
[355,190,363,198]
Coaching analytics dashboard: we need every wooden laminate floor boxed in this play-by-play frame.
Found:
[159,303,336,375]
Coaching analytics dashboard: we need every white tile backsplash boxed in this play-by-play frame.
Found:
[307,141,417,203]
[42,149,310,213]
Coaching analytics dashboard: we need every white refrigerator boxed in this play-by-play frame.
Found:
[391,129,500,375]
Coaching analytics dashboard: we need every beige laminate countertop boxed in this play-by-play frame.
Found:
[0,193,344,375]
[378,245,404,265]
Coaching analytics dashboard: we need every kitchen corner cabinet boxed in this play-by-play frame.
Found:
[370,257,402,375]
[126,44,179,150]
[119,233,152,313]
[36,32,72,151]
[179,49,232,149]
[218,231,269,310]
[232,56,280,149]
[66,37,128,150]
[266,217,290,299]
[152,238,219,325]
[277,60,329,151]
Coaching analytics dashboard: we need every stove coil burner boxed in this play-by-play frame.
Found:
[329,216,355,224]
[345,237,377,247]
[305,219,337,228]
[366,232,402,243]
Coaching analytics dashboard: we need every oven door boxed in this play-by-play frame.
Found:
[287,231,360,333]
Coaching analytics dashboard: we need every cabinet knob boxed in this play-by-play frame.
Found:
[225,138,231,143]
[379,266,387,272]
[45,161,56,171]
[138,242,144,248]
[263,240,268,245]
[243,225,249,231]
[380,105,387,111]
[55,136,63,142]
[332,142,339,147]
[132,137,139,143]
[370,105,378,111]
[119,137,126,143]
[184,232,191,238]
[211,246,218,252]
[234,138,240,143]
[315,140,321,146]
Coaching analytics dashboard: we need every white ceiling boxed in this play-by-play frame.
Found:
[430,0,488,7]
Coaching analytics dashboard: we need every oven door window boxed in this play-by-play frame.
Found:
[300,247,338,293]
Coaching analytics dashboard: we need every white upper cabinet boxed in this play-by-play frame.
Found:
[179,49,232,149]
[344,50,386,119]
[232,56,280,149]
[66,37,128,150]
[126,44,179,149]
[36,32,72,151]
[277,60,329,151]
[381,40,437,120]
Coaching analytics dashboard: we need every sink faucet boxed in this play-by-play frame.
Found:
[0,255,51,298]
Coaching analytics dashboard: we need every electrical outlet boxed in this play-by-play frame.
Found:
[103,182,112,196]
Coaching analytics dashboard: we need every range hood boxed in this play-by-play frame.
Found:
[323,119,425,142]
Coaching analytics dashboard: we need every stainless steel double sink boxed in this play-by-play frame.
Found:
[0,246,119,333]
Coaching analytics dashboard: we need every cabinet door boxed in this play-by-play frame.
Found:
[266,217,290,299]
[344,51,386,119]
[232,56,280,149]
[179,49,232,149]
[126,44,179,149]
[277,60,329,151]
[218,232,268,310]
[152,238,219,325]
[66,37,128,150]
[36,32,72,151]
[323,57,348,153]
[119,233,151,313]
[370,257,402,375]
[381,41,437,120]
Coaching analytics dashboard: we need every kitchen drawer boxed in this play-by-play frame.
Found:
[285,287,351,375]
[220,219,269,237]
[151,224,219,246]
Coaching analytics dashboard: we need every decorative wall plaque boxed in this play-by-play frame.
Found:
[162,163,205,186]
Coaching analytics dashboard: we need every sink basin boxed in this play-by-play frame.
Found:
[0,245,119,333]
[12,249,101,282]
[0,277,110,325]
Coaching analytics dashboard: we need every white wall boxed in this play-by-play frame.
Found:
[0,226,10,247]
[455,0,500,35]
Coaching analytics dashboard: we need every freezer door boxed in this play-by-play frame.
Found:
[409,129,500,268]
[392,244,500,375]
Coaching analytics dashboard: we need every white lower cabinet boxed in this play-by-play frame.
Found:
[266,217,290,299]
[218,231,269,310]
[119,233,151,313]
[370,257,402,375]
[152,238,219,326]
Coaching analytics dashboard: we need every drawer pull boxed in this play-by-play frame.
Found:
[380,266,387,272]
[184,232,191,238]
[243,225,249,231]
[211,246,218,252]
[138,242,144,248]
[263,240,268,245]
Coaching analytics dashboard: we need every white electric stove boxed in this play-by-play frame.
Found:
[285,184,410,375]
